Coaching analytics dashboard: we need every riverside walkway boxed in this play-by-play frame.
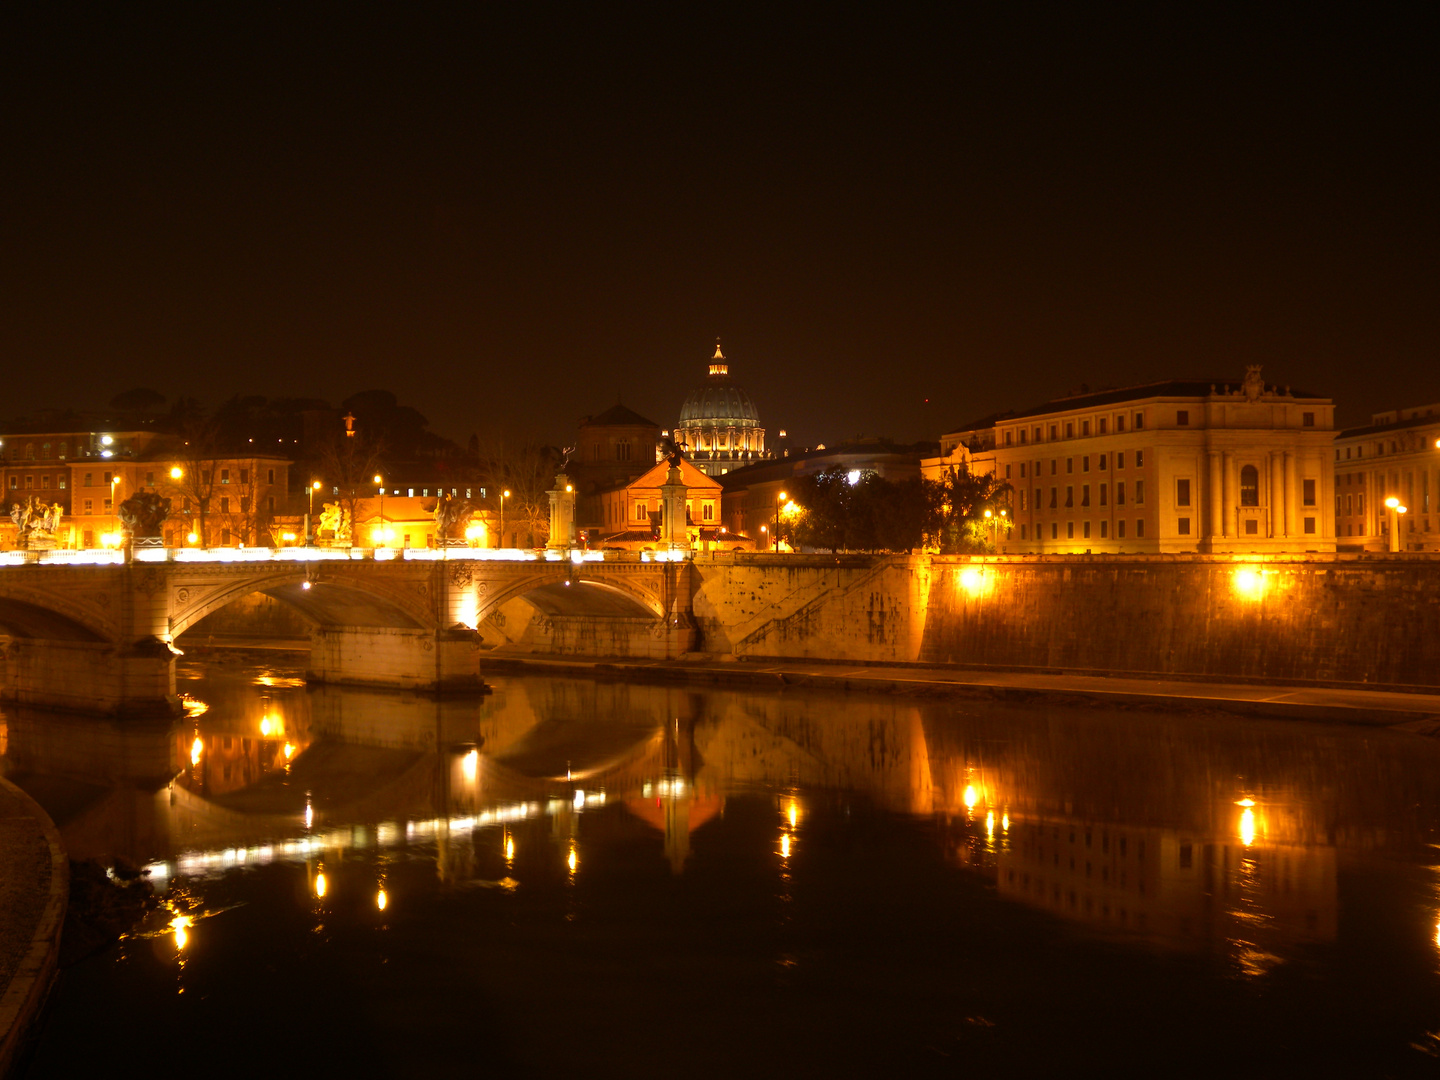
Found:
[481,654,1440,729]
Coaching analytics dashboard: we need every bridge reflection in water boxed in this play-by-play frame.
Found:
[6,661,1439,966]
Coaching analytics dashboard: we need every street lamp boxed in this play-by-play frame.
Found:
[499,489,510,550]
[374,474,385,547]
[110,474,122,546]
[308,480,322,544]
[1385,496,1408,554]
[774,490,787,553]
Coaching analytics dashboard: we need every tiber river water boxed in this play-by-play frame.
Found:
[5,655,1440,1076]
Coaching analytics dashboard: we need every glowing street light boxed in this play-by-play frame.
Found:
[1385,496,1408,554]
[774,490,787,553]
[374,475,386,547]
[499,489,510,550]
[308,480,322,544]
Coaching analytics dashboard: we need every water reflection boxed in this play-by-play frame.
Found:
[3,659,1440,976]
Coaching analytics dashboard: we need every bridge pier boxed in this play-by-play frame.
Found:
[307,626,485,693]
[1,636,181,718]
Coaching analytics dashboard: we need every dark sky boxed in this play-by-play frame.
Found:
[2,5,1435,446]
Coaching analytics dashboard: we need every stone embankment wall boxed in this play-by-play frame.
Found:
[690,553,931,663]
[688,552,1440,688]
[918,554,1440,687]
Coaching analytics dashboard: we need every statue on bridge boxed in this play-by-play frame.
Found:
[318,502,351,543]
[8,496,64,548]
[432,493,475,541]
[118,491,172,539]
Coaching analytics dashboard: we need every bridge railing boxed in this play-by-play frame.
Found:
[0,545,693,567]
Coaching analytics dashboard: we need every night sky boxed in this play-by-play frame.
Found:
[2,6,1434,448]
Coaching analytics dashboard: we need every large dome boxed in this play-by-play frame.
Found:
[675,340,769,476]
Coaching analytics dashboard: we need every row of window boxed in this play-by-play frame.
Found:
[1337,436,1433,461]
[1020,520,1146,540]
[1003,412,1147,446]
[1005,450,1144,480]
[1020,480,1145,511]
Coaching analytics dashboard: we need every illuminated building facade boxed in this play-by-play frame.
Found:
[571,404,663,532]
[1332,403,1440,551]
[674,340,770,477]
[939,369,1336,554]
[597,457,725,550]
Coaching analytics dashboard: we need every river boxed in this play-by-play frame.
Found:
[5,655,1440,1076]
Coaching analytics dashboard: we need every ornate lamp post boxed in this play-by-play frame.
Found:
[500,489,510,550]
[308,480,322,544]
[373,475,388,547]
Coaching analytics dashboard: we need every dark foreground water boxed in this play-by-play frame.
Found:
[5,656,1440,1076]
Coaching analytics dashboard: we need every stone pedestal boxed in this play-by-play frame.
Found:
[660,466,690,550]
[548,472,577,550]
[307,626,485,693]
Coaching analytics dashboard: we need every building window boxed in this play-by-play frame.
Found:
[1118,519,1126,539]
[1176,479,1190,507]
[267,496,275,512]
[703,503,713,521]
[1117,482,1126,506]
[1065,486,1073,508]
[1005,464,1011,479]
[1134,413,1145,430]
[1099,418,1107,434]
[1244,519,1259,535]
[1051,460,1058,475]
[1302,412,1315,427]
[240,468,250,484]
[1082,420,1090,436]
[1067,521,1075,538]
[1020,490,1027,510]
[1066,458,1074,474]
[1177,410,1189,426]
[1049,425,1058,440]
[24,444,34,460]
[58,477,66,490]
[1303,479,1316,506]
[268,469,275,484]
[1136,480,1145,504]
[1005,430,1013,445]
[1304,517,1316,534]
[84,499,93,514]
[84,472,92,487]
[220,497,230,513]
[617,440,632,461]
[1136,450,1144,467]
[41,475,50,489]
[103,471,112,484]
[103,498,112,511]
[1100,520,1108,538]
[1034,487,1042,508]
[1178,517,1190,535]
[222,529,231,545]
[1082,456,1089,472]
[24,476,33,489]
[1049,487,1058,509]
[58,441,67,459]
[1116,415,1125,433]
[1081,485,1090,507]
[1240,465,1259,506]
[1020,429,1027,444]
[1065,423,1074,438]
[635,501,647,520]
[1020,463,1026,478]
[1051,523,1058,540]
[1117,453,1125,469]
[7,477,14,490]
[1083,521,1091,538]
[1100,483,1108,506]
[1136,519,1145,537]
[1034,427,1042,442]
[240,496,250,513]
[1021,524,1027,539]
[221,469,230,484]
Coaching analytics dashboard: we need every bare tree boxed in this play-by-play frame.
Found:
[474,434,560,547]
[316,429,384,542]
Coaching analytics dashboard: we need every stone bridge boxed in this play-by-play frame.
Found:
[0,549,696,716]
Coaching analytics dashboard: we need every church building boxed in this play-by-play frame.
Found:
[674,340,771,476]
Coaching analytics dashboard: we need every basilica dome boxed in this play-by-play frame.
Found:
[675,340,769,476]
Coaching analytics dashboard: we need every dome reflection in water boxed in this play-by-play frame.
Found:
[6,656,1440,1075]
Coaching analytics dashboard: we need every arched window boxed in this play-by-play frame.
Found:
[58,441,68,459]
[1240,464,1259,506]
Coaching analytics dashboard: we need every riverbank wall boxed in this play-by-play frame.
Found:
[690,553,1440,690]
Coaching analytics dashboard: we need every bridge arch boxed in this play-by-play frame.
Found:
[0,591,109,641]
[169,570,434,639]
[476,573,666,625]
